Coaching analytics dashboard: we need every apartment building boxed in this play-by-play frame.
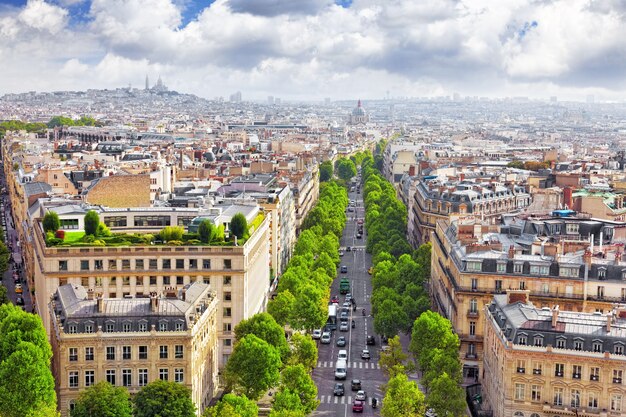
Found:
[413,177,530,245]
[32,204,270,366]
[284,164,319,232]
[50,282,219,417]
[483,292,626,417]
[431,214,626,381]
[258,185,296,276]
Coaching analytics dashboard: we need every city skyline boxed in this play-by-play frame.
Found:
[0,0,625,101]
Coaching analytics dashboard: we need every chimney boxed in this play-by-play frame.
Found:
[87,288,95,300]
[615,251,622,266]
[583,249,592,267]
[606,312,612,333]
[150,292,159,313]
[181,288,187,302]
[96,295,105,313]
[408,165,416,176]
[508,245,515,259]
[551,305,560,329]
[459,173,465,181]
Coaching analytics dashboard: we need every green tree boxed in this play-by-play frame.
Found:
[0,304,56,417]
[380,373,426,417]
[427,373,466,417]
[158,226,184,242]
[198,219,215,244]
[0,285,9,305]
[84,210,100,236]
[409,311,459,373]
[234,313,290,360]
[47,116,75,128]
[319,161,333,182]
[42,212,60,233]
[289,283,327,331]
[379,336,413,378]
[336,158,357,181]
[374,299,409,338]
[133,380,195,417]
[230,213,249,240]
[422,349,462,390]
[269,410,305,417]
[288,333,318,370]
[225,334,282,400]
[272,390,303,413]
[70,381,132,417]
[275,365,319,414]
[267,290,295,326]
[203,393,258,417]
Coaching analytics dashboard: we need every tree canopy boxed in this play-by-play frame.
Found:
[70,381,132,417]
[234,313,290,361]
[203,394,258,417]
[133,380,195,417]
[198,219,215,244]
[380,373,426,417]
[230,213,249,240]
[84,210,100,236]
[42,212,60,233]
[319,160,333,182]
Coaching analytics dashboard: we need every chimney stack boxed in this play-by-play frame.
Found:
[551,305,560,329]
[96,295,105,313]
[87,288,95,300]
[615,251,622,265]
[508,245,515,259]
[606,312,613,333]
[583,249,592,267]
[150,292,159,313]
[181,288,187,302]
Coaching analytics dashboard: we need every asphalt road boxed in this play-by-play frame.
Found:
[312,184,385,417]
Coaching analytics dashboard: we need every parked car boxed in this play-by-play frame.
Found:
[345,293,352,302]
[351,379,362,391]
[340,265,348,273]
[312,329,322,339]
[340,322,349,332]
[361,349,370,360]
[356,233,362,239]
[366,335,376,345]
[334,383,345,396]
[355,390,367,401]
[346,246,352,252]
[14,284,23,294]
[16,297,24,306]
[352,400,364,412]
[336,336,347,347]
[321,332,331,344]
[331,295,340,303]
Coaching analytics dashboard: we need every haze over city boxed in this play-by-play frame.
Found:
[1,0,625,101]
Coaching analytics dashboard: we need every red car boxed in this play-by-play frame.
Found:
[331,295,340,304]
[352,400,364,412]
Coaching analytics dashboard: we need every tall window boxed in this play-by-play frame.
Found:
[122,346,131,360]
[159,368,169,381]
[553,387,563,406]
[160,345,168,359]
[613,369,623,383]
[85,370,95,387]
[531,385,541,402]
[106,370,116,385]
[515,383,525,401]
[588,392,599,409]
[570,389,581,408]
[590,367,600,381]
[555,363,564,377]
[138,369,148,387]
[69,347,78,362]
[572,365,581,379]
[139,345,148,359]
[69,371,78,388]
[469,321,476,336]
[106,346,115,360]
[174,368,184,383]
[122,369,132,387]
[611,395,623,412]
[175,345,184,359]
[469,299,478,313]
[85,347,94,361]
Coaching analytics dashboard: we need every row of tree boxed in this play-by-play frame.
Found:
[47,116,101,128]
[360,154,431,338]
[0,120,47,136]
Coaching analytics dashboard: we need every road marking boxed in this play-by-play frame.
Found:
[359,362,363,369]
[334,396,338,404]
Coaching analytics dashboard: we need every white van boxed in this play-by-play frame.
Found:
[338,349,348,361]
[334,359,347,380]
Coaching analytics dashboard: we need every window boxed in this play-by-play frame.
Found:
[174,368,184,383]
[104,216,127,227]
[469,321,476,336]
[163,259,171,269]
[565,223,579,234]
[515,383,525,401]
[531,385,542,402]
[139,346,148,360]
[94,260,103,270]
[122,369,132,387]
[136,259,144,269]
[560,266,579,277]
[175,345,184,359]
[123,323,132,332]
[163,276,170,285]
[590,367,600,381]
[572,365,581,379]
[149,259,158,269]
[224,291,232,302]
[514,263,523,273]
[495,280,502,291]
[622,288,626,302]
[85,370,95,387]
[553,387,563,406]
[134,215,170,227]
[570,389,581,408]
[223,307,232,317]
[534,336,543,347]
[176,276,183,285]
[203,276,210,285]
[469,299,478,313]
[139,322,148,332]
[470,278,478,290]
[159,368,169,381]
[159,322,168,331]
[517,360,526,373]
[467,261,482,272]
[106,369,116,385]
[67,324,77,334]
[80,260,89,271]
[69,371,79,388]
[224,259,232,270]
[223,276,232,285]
[224,339,232,347]
[519,281,526,290]
[85,347,94,361]
[532,362,542,375]
[59,260,68,271]
[160,345,168,359]
[613,369,623,383]
[611,394,622,412]
[122,346,131,360]
[592,341,603,352]
[175,259,184,269]
[597,286,605,299]
[106,323,114,332]
[496,263,506,273]
[518,335,527,345]
[106,346,115,360]
[615,344,624,355]
[556,338,566,349]
[175,322,184,331]
[598,268,606,279]
[555,363,564,377]
[85,323,93,333]
[189,259,197,270]
[588,392,599,409]
[223,323,232,332]
[530,265,549,276]
[69,347,78,362]
[138,369,148,386]
[108,260,117,270]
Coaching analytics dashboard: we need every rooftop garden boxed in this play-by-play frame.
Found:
[43,210,264,248]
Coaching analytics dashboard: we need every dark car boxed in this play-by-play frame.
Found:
[340,265,348,273]
[334,383,345,396]
[351,379,362,391]
[352,400,364,412]
[366,335,376,345]
[15,297,24,306]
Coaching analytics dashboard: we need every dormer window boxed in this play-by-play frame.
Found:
[530,265,549,276]
[534,336,544,347]
[556,338,566,349]
[497,262,506,273]
[559,266,579,278]
[592,341,603,353]
[566,223,579,234]
[622,269,626,280]
[518,335,527,345]
[598,268,607,280]
[615,344,624,355]
[467,261,482,272]
[574,340,583,351]
[513,263,523,274]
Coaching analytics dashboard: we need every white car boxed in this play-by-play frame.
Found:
[340,322,349,332]
[355,390,367,401]
[312,329,322,340]
[321,331,332,344]
[338,349,348,361]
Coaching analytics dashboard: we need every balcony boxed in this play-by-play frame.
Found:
[517,368,526,374]
[613,378,622,384]
[572,374,581,379]
[533,369,542,375]
[465,352,478,360]
[555,372,563,377]
[590,375,599,381]
[467,310,479,318]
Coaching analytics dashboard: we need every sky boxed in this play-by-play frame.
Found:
[0,0,625,101]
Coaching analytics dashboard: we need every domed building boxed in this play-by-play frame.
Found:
[349,99,369,125]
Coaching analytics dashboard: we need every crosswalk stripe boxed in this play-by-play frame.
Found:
[353,361,357,368]
[334,396,338,404]
[348,396,352,403]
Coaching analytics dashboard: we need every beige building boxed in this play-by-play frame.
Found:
[483,292,626,417]
[50,282,219,417]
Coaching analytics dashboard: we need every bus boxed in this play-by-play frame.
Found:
[327,303,338,330]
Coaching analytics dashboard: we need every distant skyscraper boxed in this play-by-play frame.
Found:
[145,75,149,90]
[230,91,242,102]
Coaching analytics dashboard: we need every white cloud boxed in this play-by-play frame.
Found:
[18,0,68,34]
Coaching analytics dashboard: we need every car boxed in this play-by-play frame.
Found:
[340,322,349,332]
[14,284,23,294]
[340,265,348,273]
[351,379,362,391]
[331,295,340,303]
[356,233,362,239]
[352,400,364,412]
[13,275,20,284]
[336,336,346,347]
[340,311,349,320]
[343,301,351,308]
[425,409,438,417]
[381,345,391,353]
[350,200,356,205]
[312,329,322,339]
[338,349,348,361]
[361,349,370,360]
[366,335,376,345]
[345,293,352,302]
[347,207,354,212]
[321,331,331,344]
[334,383,345,396]
[346,246,352,252]
[339,251,345,257]
[15,297,24,306]
[355,390,367,401]
[381,335,389,344]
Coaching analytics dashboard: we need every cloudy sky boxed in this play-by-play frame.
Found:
[0,0,625,101]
